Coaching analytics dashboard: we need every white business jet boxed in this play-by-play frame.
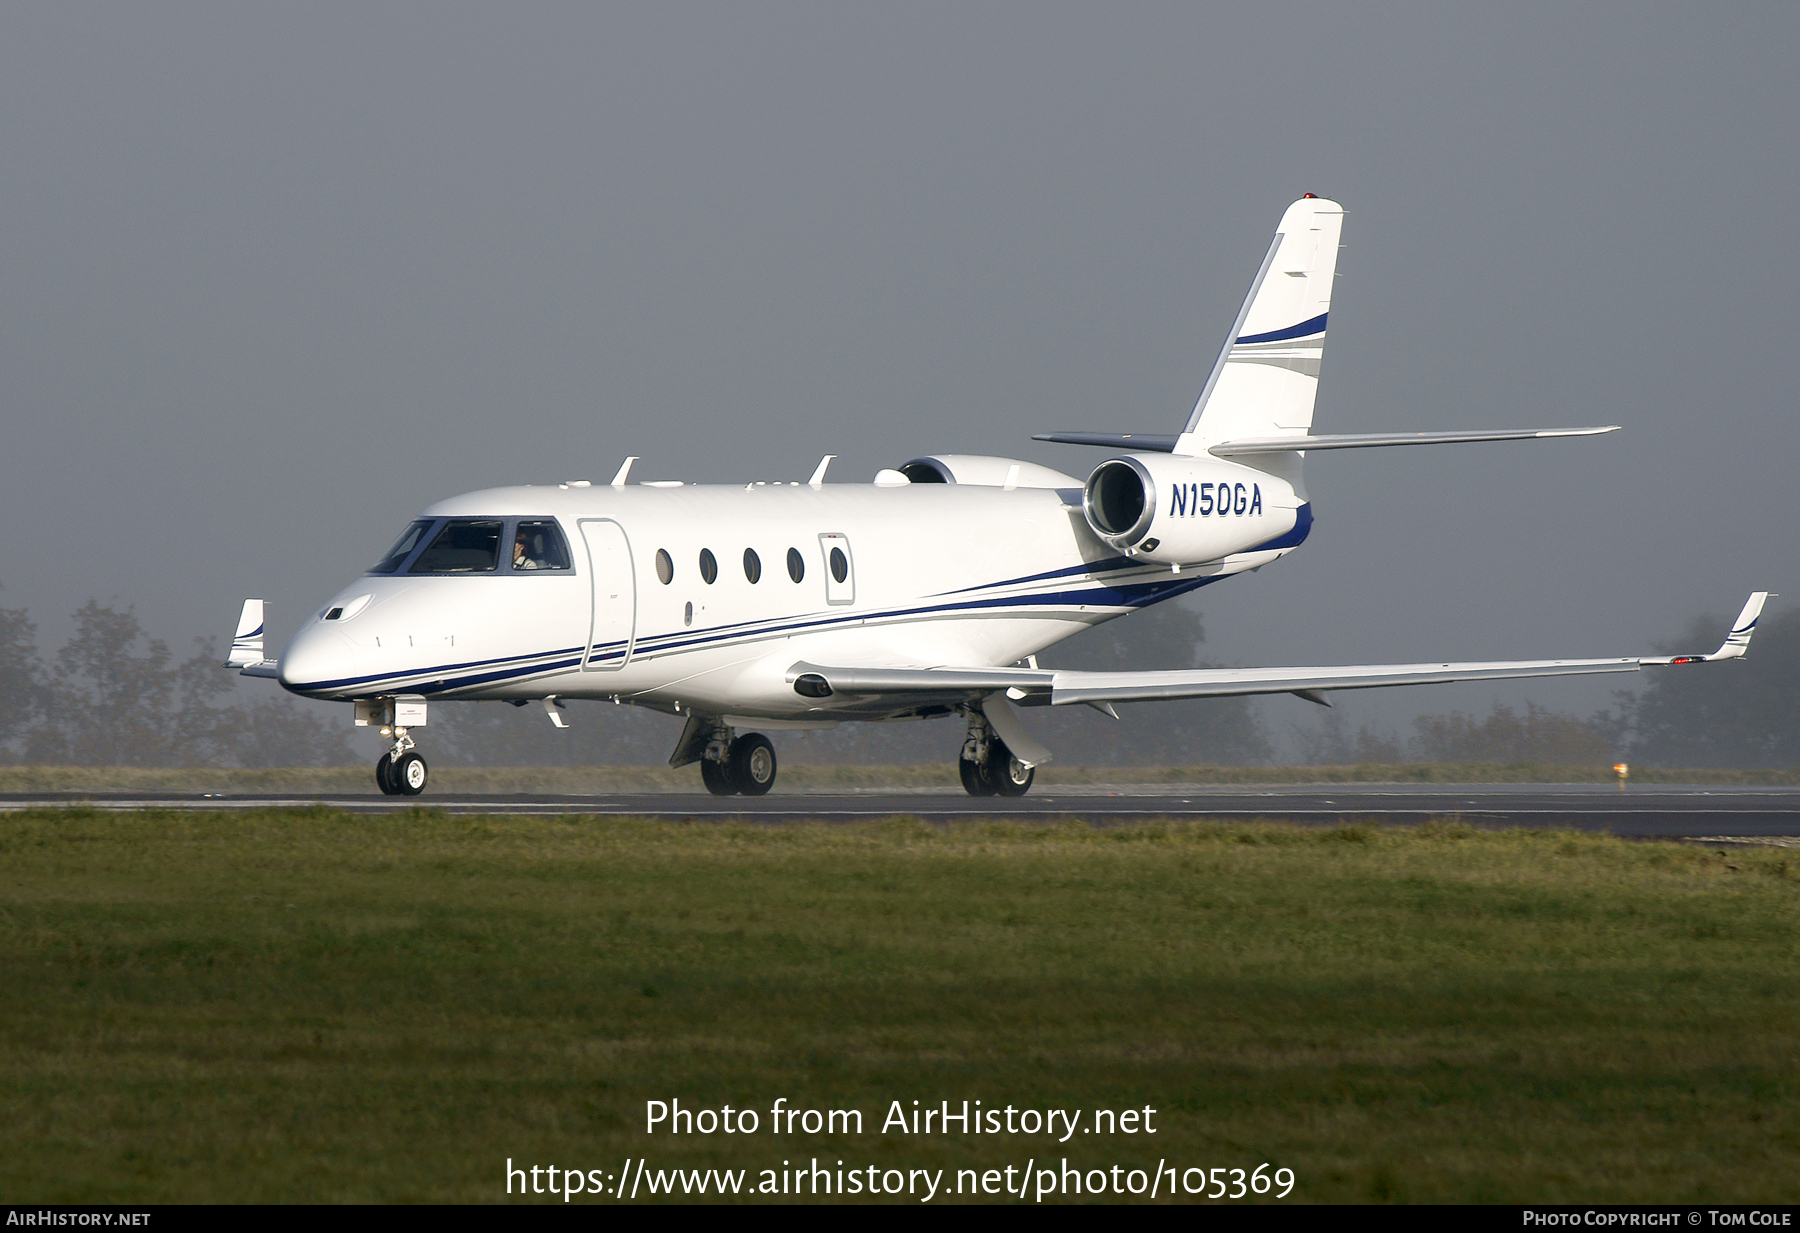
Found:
[224,195,1770,797]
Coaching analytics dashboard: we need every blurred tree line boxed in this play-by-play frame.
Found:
[1295,606,1799,769]
[0,594,353,767]
[0,590,1792,768]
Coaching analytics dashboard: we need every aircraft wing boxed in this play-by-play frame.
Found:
[787,593,1771,709]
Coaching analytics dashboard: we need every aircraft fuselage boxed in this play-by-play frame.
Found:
[277,467,1308,724]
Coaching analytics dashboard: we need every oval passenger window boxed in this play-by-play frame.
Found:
[786,547,804,583]
[655,549,674,585]
[830,546,848,583]
[699,549,718,584]
[743,548,762,584]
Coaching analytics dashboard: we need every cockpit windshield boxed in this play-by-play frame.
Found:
[512,520,573,571]
[370,520,434,573]
[409,520,504,573]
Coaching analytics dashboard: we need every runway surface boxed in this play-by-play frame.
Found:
[4,783,1798,840]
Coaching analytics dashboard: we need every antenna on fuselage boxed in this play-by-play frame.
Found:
[610,456,639,488]
[809,454,836,489]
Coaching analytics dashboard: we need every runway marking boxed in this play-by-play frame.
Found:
[4,790,1798,843]
[5,798,1798,821]
[1680,835,1800,848]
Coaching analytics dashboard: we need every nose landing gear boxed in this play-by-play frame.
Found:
[359,696,431,797]
[375,729,429,796]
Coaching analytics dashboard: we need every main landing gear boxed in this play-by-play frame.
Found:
[958,709,1034,797]
[698,725,778,796]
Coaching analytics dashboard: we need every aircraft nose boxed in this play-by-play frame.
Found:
[278,623,357,696]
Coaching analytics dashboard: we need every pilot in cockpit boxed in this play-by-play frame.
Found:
[513,530,541,570]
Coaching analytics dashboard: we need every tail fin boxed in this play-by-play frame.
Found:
[1174,196,1344,455]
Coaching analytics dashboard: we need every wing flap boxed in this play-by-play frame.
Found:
[980,695,1054,767]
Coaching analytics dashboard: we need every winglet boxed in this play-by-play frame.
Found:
[610,456,639,488]
[809,454,836,489]
[223,599,264,669]
[1642,593,1773,664]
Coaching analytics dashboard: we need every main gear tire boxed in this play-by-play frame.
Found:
[700,758,737,796]
[986,739,1035,797]
[958,754,996,797]
[729,734,777,796]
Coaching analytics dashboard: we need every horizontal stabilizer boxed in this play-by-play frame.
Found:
[1208,425,1619,457]
[1032,432,1180,453]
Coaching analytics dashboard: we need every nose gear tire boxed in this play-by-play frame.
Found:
[394,751,429,796]
[375,753,399,796]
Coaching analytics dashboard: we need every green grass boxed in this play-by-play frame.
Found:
[2,808,1797,1203]
[2,761,1795,794]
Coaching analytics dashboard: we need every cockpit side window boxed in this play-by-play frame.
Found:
[370,520,435,573]
[409,520,504,573]
[510,520,573,571]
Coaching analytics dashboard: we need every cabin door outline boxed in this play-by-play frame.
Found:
[580,519,637,670]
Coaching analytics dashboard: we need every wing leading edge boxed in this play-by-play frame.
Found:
[786,593,1771,710]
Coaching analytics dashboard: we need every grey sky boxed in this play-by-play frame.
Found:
[1,4,1792,747]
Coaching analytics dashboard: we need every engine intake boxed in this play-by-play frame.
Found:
[1085,459,1155,542]
[1081,454,1305,565]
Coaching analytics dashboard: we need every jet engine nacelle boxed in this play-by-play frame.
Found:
[1082,454,1302,564]
[898,455,1082,489]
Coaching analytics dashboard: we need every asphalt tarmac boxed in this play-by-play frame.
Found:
[3,783,1798,840]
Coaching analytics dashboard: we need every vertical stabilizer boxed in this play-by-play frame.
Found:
[1174,196,1344,456]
